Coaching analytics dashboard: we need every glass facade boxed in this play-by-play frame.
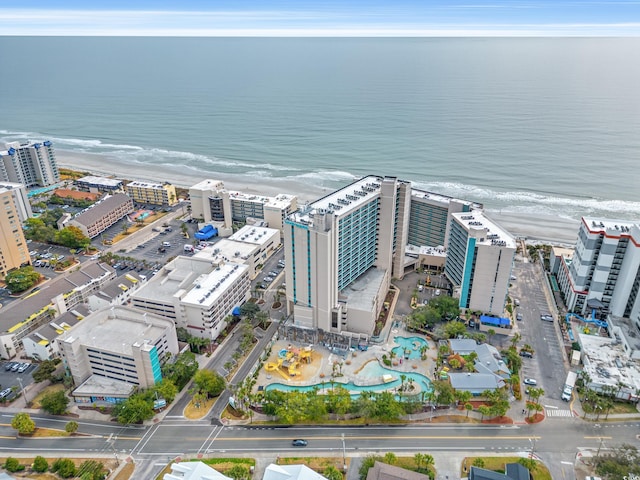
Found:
[337,198,379,291]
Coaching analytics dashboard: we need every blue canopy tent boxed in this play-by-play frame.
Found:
[480,315,510,327]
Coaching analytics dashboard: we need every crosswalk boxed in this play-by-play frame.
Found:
[546,409,574,417]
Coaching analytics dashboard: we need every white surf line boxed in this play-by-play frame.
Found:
[197,427,219,455]
[132,423,161,455]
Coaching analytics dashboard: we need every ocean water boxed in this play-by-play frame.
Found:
[1,37,639,232]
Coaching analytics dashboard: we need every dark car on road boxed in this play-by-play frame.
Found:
[292,439,308,447]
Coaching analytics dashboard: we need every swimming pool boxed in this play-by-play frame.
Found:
[265,360,432,397]
[392,336,428,360]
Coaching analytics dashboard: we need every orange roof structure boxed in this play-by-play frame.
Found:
[53,189,101,201]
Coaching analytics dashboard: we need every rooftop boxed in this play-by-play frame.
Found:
[229,225,279,245]
[451,211,516,249]
[25,306,89,344]
[76,176,123,187]
[411,187,482,210]
[449,372,505,391]
[72,373,136,398]
[53,188,101,201]
[91,271,144,302]
[126,180,171,189]
[288,175,384,226]
[59,306,174,355]
[582,216,638,235]
[0,262,115,333]
[189,179,225,191]
[133,256,247,309]
[71,193,132,227]
[228,190,296,209]
[341,267,386,311]
[580,332,640,391]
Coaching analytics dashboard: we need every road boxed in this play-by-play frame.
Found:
[1,413,639,480]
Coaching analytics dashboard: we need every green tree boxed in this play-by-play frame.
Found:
[32,358,62,383]
[54,225,91,249]
[77,460,107,480]
[11,412,35,435]
[433,380,455,406]
[465,402,474,417]
[40,390,69,415]
[65,421,79,434]
[227,464,250,480]
[4,266,40,293]
[23,217,56,242]
[152,378,178,404]
[359,455,382,480]
[324,465,343,480]
[162,351,199,390]
[383,452,397,465]
[51,458,77,478]
[443,321,466,338]
[32,455,49,472]
[240,302,260,321]
[472,458,485,468]
[193,369,226,398]
[113,395,154,425]
[3,457,25,472]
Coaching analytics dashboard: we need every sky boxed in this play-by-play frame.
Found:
[1,0,639,36]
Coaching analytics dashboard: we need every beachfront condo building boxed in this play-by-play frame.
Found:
[58,306,179,404]
[408,189,480,249]
[75,175,123,193]
[0,182,32,222]
[189,179,297,234]
[0,140,59,187]
[125,180,177,206]
[556,217,640,320]
[131,256,250,340]
[0,186,30,279]
[65,193,134,238]
[284,176,411,341]
[444,212,516,316]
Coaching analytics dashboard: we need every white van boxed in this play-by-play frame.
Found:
[183,244,195,253]
[162,241,171,247]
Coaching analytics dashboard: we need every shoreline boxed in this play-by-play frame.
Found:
[57,149,580,245]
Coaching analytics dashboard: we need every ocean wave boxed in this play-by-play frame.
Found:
[292,170,357,182]
[414,180,640,219]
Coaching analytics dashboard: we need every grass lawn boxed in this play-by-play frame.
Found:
[609,400,640,414]
[113,462,136,480]
[278,456,349,474]
[184,397,216,419]
[30,384,66,409]
[0,457,118,478]
[462,456,552,480]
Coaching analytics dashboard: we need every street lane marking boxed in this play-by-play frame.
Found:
[214,435,542,441]
[584,436,612,439]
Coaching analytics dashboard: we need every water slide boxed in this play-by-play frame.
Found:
[565,308,608,328]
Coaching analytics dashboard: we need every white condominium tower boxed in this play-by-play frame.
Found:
[557,217,640,319]
[444,212,516,316]
[0,141,59,187]
[284,176,410,339]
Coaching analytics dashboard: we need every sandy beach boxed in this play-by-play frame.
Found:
[58,149,580,245]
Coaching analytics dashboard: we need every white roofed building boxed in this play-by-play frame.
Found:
[131,256,250,340]
[445,211,516,315]
[194,225,280,280]
[58,306,179,403]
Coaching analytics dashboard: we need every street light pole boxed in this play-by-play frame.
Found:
[17,378,28,407]
[341,433,346,472]
[596,437,604,458]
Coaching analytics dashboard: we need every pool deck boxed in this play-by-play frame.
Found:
[255,326,438,395]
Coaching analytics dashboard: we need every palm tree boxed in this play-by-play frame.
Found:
[510,332,522,348]
[487,328,496,344]
[414,453,426,471]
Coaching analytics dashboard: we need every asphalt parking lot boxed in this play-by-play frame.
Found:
[0,361,36,402]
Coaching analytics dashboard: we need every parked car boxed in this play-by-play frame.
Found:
[292,439,308,447]
[540,314,554,322]
[17,363,29,373]
[4,362,16,371]
[11,363,21,372]
[523,378,537,386]
[519,350,533,358]
[435,289,441,296]
[516,313,523,321]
